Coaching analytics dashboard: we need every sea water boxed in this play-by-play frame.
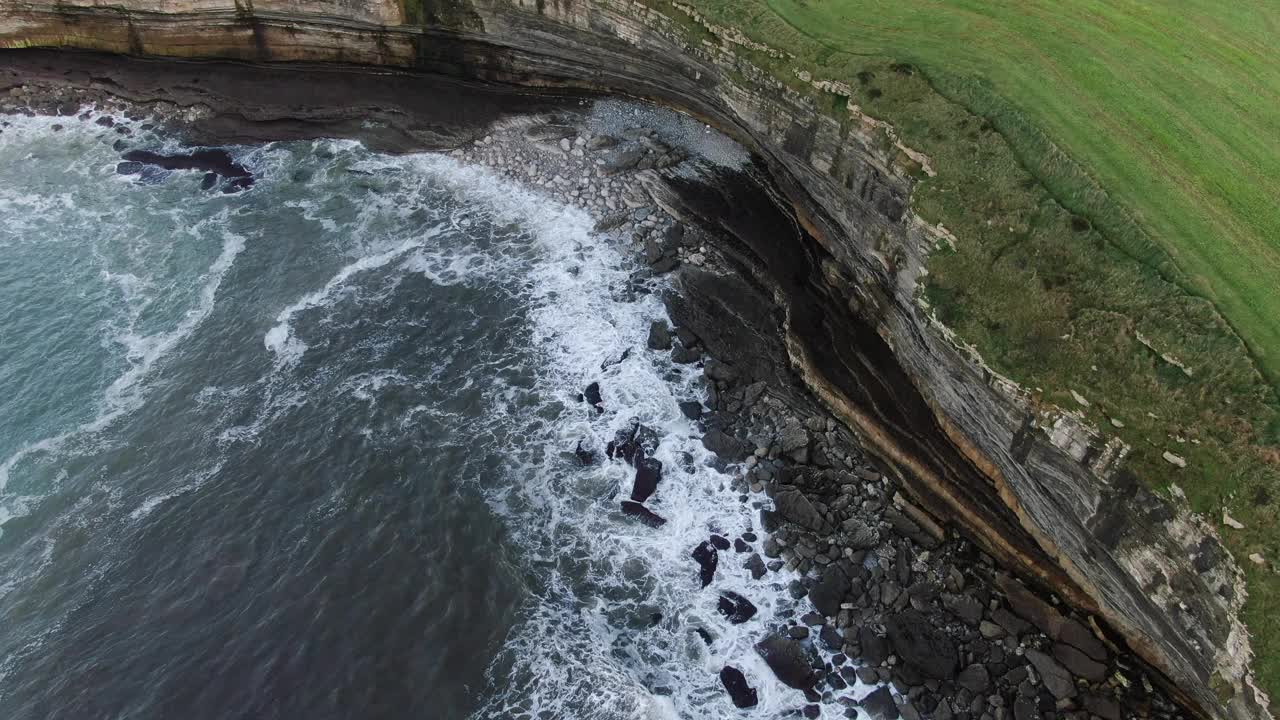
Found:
[0,109,856,719]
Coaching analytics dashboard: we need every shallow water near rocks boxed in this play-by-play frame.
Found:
[0,109,871,719]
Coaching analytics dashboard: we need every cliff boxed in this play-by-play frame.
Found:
[0,2,1266,719]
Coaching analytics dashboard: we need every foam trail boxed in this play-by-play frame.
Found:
[0,223,246,496]
[263,237,426,364]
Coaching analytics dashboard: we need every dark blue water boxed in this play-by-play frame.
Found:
[0,109,840,719]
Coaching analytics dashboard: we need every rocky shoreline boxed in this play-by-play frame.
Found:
[1,57,1190,719]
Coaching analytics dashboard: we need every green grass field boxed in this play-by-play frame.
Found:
[763,0,1280,380]
[661,0,1280,705]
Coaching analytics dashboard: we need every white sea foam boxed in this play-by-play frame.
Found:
[379,154,877,718]
[0,202,246,515]
[263,237,426,364]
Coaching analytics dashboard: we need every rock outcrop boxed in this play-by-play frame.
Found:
[0,2,1265,719]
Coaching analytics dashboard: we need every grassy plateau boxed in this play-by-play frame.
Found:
[659,0,1280,704]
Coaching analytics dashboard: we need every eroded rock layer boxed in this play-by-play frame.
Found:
[0,2,1265,718]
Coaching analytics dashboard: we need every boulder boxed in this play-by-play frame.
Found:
[620,500,666,527]
[942,593,983,626]
[956,663,990,693]
[647,321,672,350]
[718,591,757,623]
[1082,693,1121,720]
[808,565,849,617]
[701,428,748,462]
[774,487,829,532]
[755,634,815,689]
[678,400,702,420]
[860,686,899,720]
[692,540,718,588]
[603,146,645,173]
[608,419,658,465]
[574,440,595,466]
[719,666,758,708]
[1053,642,1107,682]
[1058,618,1108,661]
[779,423,810,453]
[592,211,629,232]
[859,626,889,666]
[840,517,879,549]
[744,553,767,580]
[581,383,602,409]
[1025,648,1077,700]
[885,610,958,680]
[819,624,844,652]
[630,457,663,503]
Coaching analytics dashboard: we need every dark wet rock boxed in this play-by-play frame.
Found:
[839,517,879,549]
[704,358,737,384]
[586,134,619,150]
[620,500,666,527]
[788,625,810,640]
[695,627,713,645]
[650,255,679,274]
[859,626,889,666]
[115,160,144,175]
[603,146,645,173]
[895,544,912,586]
[593,211,629,232]
[861,686,899,719]
[744,553,767,580]
[718,591,757,624]
[121,148,254,191]
[678,400,702,420]
[885,610,957,680]
[95,115,114,127]
[692,540,718,587]
[733,537,750,553]
[583,381,603,412]
[1058,618,1108,662]
[755,634,815,689]
[647,321,672,350]
[991,607,1031,638]
[819,624,844,652]
[719,666,758,708]
[1025,648,1076,700]
[608,418,658,465]
[1083,693,1121,720]
[200,171,218,190]
[774,487,829,532]
[670,343,700,364]
[803,705,820,719]
[1012,697,1038,720]
[956,663,990,693]
[709,534,731,551]
[631,457,663,502]
[1053,642,1107,682]
[808,565,849,616]
[942,593,983,626]
[701,428,747,462]
[574,440,595,465]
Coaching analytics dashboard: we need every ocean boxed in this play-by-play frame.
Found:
[0,108,817,719]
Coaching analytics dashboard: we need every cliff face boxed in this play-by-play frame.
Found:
[0,2,1266,719]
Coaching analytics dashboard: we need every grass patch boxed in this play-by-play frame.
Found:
[657,0,1280,704]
